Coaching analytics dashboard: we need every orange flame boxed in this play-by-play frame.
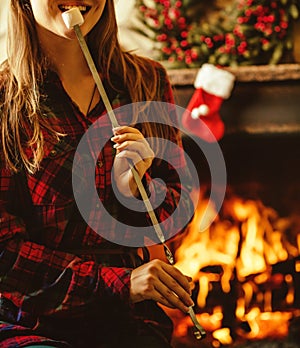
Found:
[172,193,300,343]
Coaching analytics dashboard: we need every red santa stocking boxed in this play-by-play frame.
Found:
[182,64,235,142]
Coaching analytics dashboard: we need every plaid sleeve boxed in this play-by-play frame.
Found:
[0,239,132,312]
[146,146,194,243]
[119,63,195,243]
[0,167,131,315]
[146,64,195,241]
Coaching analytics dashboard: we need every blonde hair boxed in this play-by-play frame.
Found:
[0,0,176,173]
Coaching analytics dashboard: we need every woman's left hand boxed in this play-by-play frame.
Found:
[111,126,154,197]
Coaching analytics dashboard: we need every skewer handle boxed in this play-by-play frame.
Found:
[188,307,207,340]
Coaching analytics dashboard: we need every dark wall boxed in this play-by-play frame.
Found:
[173,79,300,215]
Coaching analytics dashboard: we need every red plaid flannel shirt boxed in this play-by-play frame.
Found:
[0,62,193,347]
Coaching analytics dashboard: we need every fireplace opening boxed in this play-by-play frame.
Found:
[166,133,300,348]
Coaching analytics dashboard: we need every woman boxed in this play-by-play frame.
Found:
[0,0,195,347]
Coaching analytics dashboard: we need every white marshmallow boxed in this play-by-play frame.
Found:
[62,7,84,29]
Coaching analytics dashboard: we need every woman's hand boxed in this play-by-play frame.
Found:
[129,259,194,313]
[111,126,154,197]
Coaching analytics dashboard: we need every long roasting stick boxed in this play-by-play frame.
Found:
[62,8,174,265]
[62,7,206,340]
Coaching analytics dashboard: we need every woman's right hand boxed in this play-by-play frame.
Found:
[129,259,194,313]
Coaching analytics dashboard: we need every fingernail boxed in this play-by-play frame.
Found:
[111,136,120,141]
[113,127,122,134]
[189,284,195,295]
[188,299,195,307]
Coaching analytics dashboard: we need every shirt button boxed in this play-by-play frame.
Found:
[97,160,104,168]
[49,149,57,157]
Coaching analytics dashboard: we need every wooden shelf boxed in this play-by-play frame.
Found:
[167,63,300,85]
[169,64,300,135]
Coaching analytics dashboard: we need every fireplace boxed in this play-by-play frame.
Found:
[161,65,300,347]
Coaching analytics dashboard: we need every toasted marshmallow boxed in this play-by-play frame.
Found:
[62,7,84,29]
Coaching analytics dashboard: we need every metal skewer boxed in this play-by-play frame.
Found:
[62,7,206,340]
[188,307,207,340]
[64,11,174,265]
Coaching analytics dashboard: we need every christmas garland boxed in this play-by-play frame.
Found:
[135,0,300,68]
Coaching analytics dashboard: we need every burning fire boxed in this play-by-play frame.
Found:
[172,192,300,344]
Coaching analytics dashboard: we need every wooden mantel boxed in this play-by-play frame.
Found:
[168,63,300,135]
[167,63,300,85]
